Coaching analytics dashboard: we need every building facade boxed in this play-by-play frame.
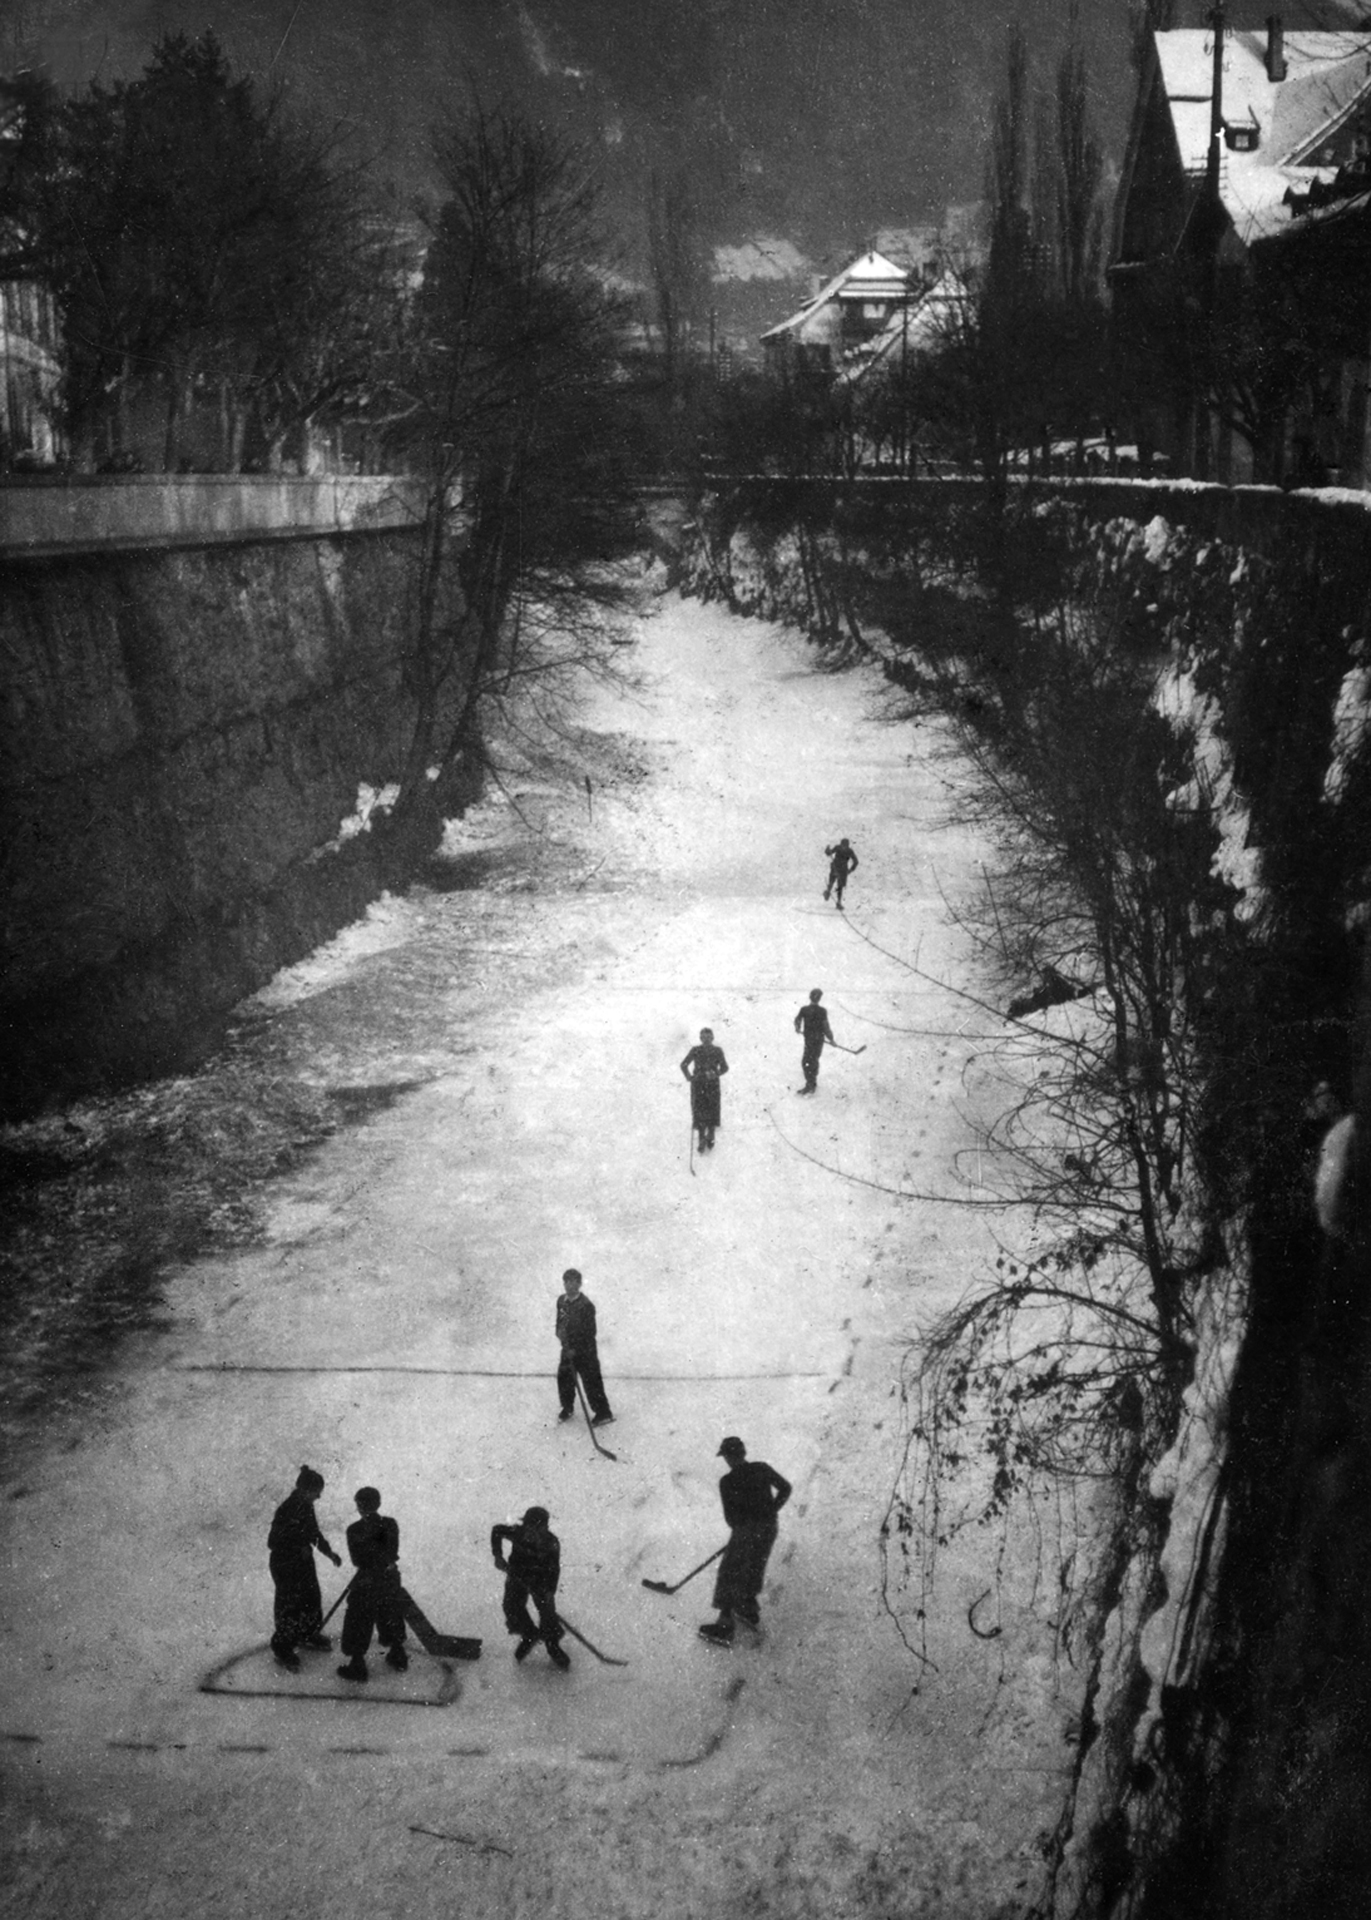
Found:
[1111,18,1371,486]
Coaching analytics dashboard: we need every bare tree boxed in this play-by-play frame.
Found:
[892,18,1109,481]
[1052,6,1107,309]
[385,106,641,819]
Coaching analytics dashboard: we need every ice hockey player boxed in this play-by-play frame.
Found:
[823,837,859,909]
[680,1026,729,1152]
[793,988,835,1095]
[699,1437,792,1646]
[491,1505,570,1669]
[556,1268,614,1426]
[337,1486,408,1682]
[268,1465,343,1671]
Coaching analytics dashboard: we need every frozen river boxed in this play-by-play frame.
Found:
[2,591,1073,1918]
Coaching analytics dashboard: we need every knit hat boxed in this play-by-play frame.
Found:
[523,1505,550,1527]
[296,1466,325,1494]
[717,1437,746,1458]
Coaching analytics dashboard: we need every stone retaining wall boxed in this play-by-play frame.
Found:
[1,524,469,1115]
[0,473,425,558]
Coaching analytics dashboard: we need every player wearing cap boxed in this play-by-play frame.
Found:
[699,1437,793,1646]
[337,1485,408,1682]
[491,1505,570,1668]
[267,1464,343,1671]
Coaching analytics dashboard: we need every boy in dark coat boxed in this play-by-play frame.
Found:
[337,1486,408,1682]
[794,988,836,1095]
[268,1465,343,1670]
[680,1027,729,1152]
[823,837,859,909]
[491,1506,570,1668]
[556,1268,613,1425]
[700,1437,792,1646]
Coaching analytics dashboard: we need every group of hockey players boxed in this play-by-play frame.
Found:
[266,837,856,1676]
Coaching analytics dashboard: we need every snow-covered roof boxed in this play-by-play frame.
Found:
[760,249,911,342]
[1155,27,1371,243]
[836,267,971,385]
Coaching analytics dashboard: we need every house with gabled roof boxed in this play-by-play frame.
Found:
[832,265,972,390]
[760,249,915,380]
[1111,16,1371,483]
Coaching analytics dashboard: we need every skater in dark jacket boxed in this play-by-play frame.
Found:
[491,1506,570,1668]
[700,1438,792,1646]
[794,988,835,1095]
[337,1487,408,1682]
[556,1268,613,1425]
[823,837,859,909]
[680,1027,729,1152]
[268,1465,343,1670]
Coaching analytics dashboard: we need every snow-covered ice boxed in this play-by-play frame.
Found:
[1,594,1072,1918]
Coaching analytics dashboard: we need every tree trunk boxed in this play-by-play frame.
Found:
[163,367,182,473]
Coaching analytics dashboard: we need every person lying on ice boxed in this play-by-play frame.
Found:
[492,1505,570,1669]
[556,1267,614,1427]
[823,836,859,909]
[680,1026,729,1152]
[699,1437,792,1647]
[794,988,835,1095]
[337,1486,408,1682]
[268,1464,343,1671]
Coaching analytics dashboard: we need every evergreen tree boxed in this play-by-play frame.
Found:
[21,32,395,469]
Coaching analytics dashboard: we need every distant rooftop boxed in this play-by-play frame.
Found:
[759,250,911,342]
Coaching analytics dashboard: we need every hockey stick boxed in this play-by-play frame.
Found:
[574,1374,619,1461]
[829,1042,867,1055]
[319,1572,356,1630]
[554,1609,629,1666]
[642,1544,726,1595]
[401,1587,482,1661]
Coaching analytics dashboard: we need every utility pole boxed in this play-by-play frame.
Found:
[1203,1,1227,482]
[1206,1,1226,201]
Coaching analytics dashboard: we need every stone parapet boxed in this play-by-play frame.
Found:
[0,472,425,557]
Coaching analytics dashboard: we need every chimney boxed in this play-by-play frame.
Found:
[1266,15,1287,83]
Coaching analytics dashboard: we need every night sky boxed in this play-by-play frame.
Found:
[7,2,1364,316]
